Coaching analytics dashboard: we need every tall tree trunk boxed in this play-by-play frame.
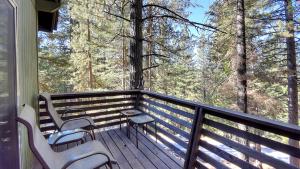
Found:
[146,6,153,91]
[87,19,93,89]
[284,0,299,167]
[236,0,249,161]
[121,0,126,90]
[122,28,127,90]
[129,0,143,89]
[202,69,207,102]
[236,0,247,114]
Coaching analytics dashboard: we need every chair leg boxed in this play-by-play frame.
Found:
[116,163,121,169]
[107,162,113,169]
[92,129,96,140]
[90,126,96,140]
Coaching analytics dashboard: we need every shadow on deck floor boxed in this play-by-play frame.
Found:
[98,128,184,169]
[34,127,184,169]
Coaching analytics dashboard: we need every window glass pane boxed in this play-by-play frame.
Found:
[0,0,18,168]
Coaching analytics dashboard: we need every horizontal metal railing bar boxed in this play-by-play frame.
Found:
[202,129,298,169]
[140,102,192,128]
[142,90,300,140]
[141,97,194,119]
[204,118,300,158]
[39,97,136,108]
[47,90,139,100]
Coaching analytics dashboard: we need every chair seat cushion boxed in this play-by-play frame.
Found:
[61,116,95,131]
[61,141,116,169]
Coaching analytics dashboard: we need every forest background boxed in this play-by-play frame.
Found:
[38,0,300,126]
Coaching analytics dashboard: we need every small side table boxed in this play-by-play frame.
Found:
[120,109,143,136]
[128,115,157,148]
[48,129,91,151]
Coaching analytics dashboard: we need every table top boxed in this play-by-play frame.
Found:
[129,115,155,124]
[121,109,143,116]
[48,129,86,145]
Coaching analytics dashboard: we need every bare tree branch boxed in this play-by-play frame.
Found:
[103,11,131,22]
[142,4,226,33]
[143,64,159,71]
[142,14,219,33]
[142,53,169,58]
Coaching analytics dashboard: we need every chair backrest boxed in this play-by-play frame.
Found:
[40,93,63,128]
[17,105,63,169]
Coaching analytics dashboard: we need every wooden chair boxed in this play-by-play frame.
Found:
[40,93,96,139]
[17,105,117,169]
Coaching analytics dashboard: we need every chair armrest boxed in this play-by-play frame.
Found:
[61,151,115,169]
[62,108,87,118]
[60,117,93,130]
[52,130,93,145]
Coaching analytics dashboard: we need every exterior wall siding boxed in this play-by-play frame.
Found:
[15,0,39,168]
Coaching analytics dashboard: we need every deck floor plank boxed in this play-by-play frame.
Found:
[114,129,158,169]
[100,131,132,169]
[128,128,184,169]
[106,130,145,169]
[126,130,183,169]
[48,128,183,169]
[124,128,171,169]
[97,131,120,169]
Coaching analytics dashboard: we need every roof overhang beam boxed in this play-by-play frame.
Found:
[37,0,61,13]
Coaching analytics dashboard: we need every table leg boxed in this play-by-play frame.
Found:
[119,113,122,130]
[145,124,148,135]
[126,117,129,137]
[128,121,131,139]
[136,124,138,148]
[155,121,157,142]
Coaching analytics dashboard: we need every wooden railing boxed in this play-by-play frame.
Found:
[39,90,300,169]
[38,90,139,137]
[139,91,196,157]
[179,100,300,168]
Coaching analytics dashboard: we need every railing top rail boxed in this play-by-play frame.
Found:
[204,106,300,139]
[141,90,198,109]
[42,90,140,100]
[141,90,300,139]
[39,90,300,139]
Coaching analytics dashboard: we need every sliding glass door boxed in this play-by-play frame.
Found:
[0,0,19,168]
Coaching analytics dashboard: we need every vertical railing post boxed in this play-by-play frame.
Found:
[134,90,142,109]
[37,95,42,128]
[184,107,205,169]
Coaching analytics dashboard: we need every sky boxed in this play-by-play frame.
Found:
[186,0,215,54]
[188,0,214,24]
[187,0,215,35]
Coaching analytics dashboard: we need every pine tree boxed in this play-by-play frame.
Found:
[38,2,71,93]
[284,0,299,166]
[69,0,125,91]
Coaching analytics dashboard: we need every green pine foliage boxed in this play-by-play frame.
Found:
[38,3,71,93]
[38,0,299,124]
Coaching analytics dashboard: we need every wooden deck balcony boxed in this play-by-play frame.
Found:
[38,90,300,169]
[53,128,184,169]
